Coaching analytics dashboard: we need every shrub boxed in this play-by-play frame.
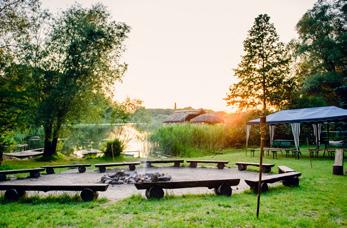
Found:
[104,139,124,158]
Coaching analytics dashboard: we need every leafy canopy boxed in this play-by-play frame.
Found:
[294,0,347,108]
[225,14,290,111]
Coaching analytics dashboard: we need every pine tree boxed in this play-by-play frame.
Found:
[225,14,290,111]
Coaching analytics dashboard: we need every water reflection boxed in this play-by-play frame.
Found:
[69,123,151,158]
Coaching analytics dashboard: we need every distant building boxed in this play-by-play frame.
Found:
[163,109,205,123]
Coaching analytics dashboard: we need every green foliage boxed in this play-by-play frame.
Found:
[294,0,347,108]
[103,139,124,158]
[225,14,291,110]
[296,0,346,73]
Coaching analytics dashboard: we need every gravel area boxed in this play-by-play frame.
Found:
[0,167,274,201]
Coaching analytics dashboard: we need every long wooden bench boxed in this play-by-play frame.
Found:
[278,165,295,174]
[41,164,91,174]
[95,162,140,173]
[0,184,109,201]
[235,162,274,173]
[0,168,45,182]
[186,160,229,169]
[245,172,301,193]
[3,148,44,159]
[135,178,240,199]
[143,159,184,168]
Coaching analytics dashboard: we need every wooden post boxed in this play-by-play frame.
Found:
[333,148,344,175]
[256,115,266,218]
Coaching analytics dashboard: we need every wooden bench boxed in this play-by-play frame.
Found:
[245,172,301,193]
[41,164,91,174]
[143,159,184,168]
[3,148,44,159]
[278,166,295,173]
[235,162,274,173]
[135,178,240,199]
[0,184,109,201]
[186,160,229,169]
[0,168,45,182]
[95,162,140,173]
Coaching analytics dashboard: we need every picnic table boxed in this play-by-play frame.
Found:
[264,147,283,159]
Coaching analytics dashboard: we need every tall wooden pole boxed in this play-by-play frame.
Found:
[257,70,267,218]
[256,115,266,218]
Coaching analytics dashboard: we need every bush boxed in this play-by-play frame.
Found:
[104,139,124,158]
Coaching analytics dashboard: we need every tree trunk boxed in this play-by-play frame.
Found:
[0,151,3,165]
[43,123,60,157]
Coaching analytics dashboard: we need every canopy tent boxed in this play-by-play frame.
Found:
[246,106,347,150]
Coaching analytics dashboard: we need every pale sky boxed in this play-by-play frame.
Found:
[42,0,316,111]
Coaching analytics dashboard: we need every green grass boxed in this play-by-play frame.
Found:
[0,149,346,227]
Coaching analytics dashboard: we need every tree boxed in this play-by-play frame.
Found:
[225,14,290,218]
[34,4,129,157]
[0,0,43,164]
[295,0,347,108]
[225,14,290,111]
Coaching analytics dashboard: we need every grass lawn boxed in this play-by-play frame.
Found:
[0,149,346,227]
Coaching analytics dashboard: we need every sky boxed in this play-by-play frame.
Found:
[42,0,316,111]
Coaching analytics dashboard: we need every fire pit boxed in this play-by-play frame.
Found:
[100,171,172,185]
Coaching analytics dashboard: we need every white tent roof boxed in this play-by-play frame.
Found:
[248,106,347,125]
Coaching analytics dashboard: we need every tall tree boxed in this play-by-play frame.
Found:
[295,0,347,108]
[35,4,129,157]
[225,14,290,111]
[0,0,43,164]
[225,14,290,218]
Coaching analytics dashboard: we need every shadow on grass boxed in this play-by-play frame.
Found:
[0,193,108,204]
[125,192,236,203]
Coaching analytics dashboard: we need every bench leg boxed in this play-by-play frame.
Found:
[189,162,197,168]
[29,171,40,178]
[46,167,55,175]
[81,188,98,201]
[0,173,7,181]
[99,167,106,173]
[262,167,271,173]
[283,177,299,187]
[251,183,268,194]
[78,166,86,173]
[129,164,136,171]
[173,161,180,167]
[4,189,20,201]
[145,186,164,199]
[217,163,225,169]
[215,184,232,196]
[237,164,246,171]
[145,162,152,168]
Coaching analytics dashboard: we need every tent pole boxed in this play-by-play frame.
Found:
[307,137,312,168]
